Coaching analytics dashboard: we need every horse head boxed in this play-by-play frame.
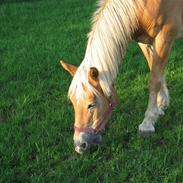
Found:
[61,61,117,154]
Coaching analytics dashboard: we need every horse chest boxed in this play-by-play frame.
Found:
[133,30,153,45]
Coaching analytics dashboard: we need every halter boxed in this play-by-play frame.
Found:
[74,90,117,134]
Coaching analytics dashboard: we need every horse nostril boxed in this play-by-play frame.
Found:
[80,142,88,150]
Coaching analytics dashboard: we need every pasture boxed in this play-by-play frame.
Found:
[0,0,183,182]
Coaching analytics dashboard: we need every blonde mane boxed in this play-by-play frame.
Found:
[68,0,143,100]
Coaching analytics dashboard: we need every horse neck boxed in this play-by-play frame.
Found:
[82,0,141,96]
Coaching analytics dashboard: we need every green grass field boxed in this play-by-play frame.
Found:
[0,0,183,182]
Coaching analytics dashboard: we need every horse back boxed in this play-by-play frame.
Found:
[137,0,183,40]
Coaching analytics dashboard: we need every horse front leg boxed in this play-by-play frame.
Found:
[157,76,169,115]
[138,43,170,116]
[138,28,174,134]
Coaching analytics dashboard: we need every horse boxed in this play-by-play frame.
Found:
[61,0,183,154]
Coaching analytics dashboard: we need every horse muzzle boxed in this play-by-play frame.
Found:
[74,132,102,154]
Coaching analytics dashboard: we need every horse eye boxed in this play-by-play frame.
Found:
[87,103,95,109]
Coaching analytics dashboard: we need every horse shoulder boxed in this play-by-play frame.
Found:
[135,0,183,41]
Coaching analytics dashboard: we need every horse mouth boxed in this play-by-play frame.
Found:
[75,146,85,154]
[74,134,102,154]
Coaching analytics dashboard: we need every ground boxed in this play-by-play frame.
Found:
[0,0,183,182]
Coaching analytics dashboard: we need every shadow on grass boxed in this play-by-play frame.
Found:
[0,0,40,4]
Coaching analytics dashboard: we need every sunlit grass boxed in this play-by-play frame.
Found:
[0,0,183,182]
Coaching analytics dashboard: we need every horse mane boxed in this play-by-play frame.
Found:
[68,0,143,101]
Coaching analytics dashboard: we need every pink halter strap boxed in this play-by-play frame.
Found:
[74,90,117,134]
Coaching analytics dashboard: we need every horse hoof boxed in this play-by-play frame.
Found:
[138,123,155,136]
[138,129,155,136]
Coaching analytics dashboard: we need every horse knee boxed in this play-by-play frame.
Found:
[149,79,161,93]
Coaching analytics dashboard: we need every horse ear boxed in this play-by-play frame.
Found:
[88,67,103,92]
[88,67,99,81]
[60,60,77,76]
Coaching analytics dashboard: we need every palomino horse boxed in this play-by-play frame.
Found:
[61,0,183,154]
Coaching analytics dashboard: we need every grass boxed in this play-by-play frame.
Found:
[0,0,183,182]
